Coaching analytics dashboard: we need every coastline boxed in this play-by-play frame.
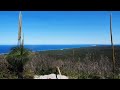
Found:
[0,53,8,55]
[0,44,93,54]
[0,45,120,55]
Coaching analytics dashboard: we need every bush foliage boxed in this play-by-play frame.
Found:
[6,46,31,78]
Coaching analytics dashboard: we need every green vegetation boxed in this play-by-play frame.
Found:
[5,46,32,78]
[35,46,120,79]
[0,46,120,79]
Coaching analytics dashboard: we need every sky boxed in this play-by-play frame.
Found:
[0,11,120,45]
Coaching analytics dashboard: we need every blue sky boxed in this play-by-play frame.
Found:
[0,11,120,45]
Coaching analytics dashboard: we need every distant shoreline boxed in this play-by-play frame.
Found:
[0,45,120,55]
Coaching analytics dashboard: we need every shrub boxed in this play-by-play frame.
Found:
[6,46,31,79]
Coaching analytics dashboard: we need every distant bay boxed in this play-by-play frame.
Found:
[0,44,115,54]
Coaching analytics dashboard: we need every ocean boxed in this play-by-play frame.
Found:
[0,44,108,54]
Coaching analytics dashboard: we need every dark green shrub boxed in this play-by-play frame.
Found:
[6,46,31,78]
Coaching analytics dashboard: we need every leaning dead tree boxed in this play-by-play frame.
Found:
[57,66,62,75]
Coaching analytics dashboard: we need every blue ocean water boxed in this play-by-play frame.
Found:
[0,44,103,54]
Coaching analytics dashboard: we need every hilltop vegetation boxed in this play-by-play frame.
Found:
[0,45,120,79]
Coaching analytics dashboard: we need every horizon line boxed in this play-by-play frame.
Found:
[0,44,120,45]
